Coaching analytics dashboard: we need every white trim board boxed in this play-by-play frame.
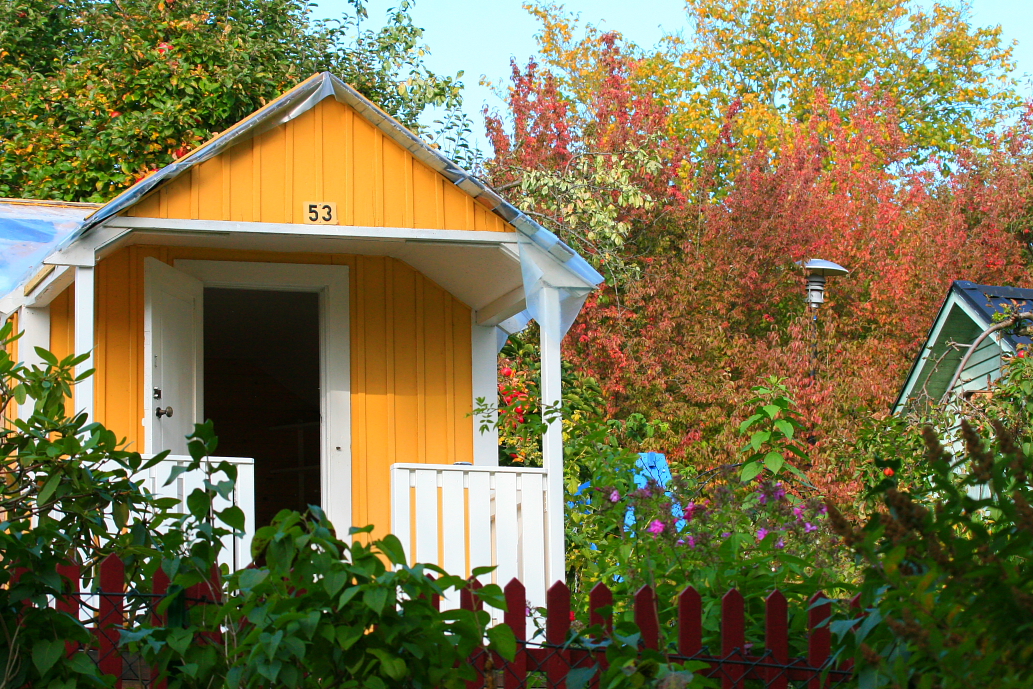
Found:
[173,259,353,532]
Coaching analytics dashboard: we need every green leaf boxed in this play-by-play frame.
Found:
[364,585,388,613]
[218,505,246,531]
[369,649,406,680]
[762,404,781,419]
[339,585,361,609]
[186,488,211,520]
[32,639,64,675]
[323,569,349,598]
[567,667,597,689]
[774,419,794,439]
[763,452,784,474]
[739,413,764,433]
[741,461,764,482]
[37,474,61,506]
[378,533,407,566]
[487,624,517,661]
[750,430,771,451]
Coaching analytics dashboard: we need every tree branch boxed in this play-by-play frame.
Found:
[941,312,1033,404]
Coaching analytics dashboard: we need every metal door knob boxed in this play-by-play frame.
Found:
[155,406,174,418]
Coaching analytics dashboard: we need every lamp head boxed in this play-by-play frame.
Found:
[799,259,849,308]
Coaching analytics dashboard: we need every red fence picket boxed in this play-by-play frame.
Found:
[808,592,832,689]
[97,554,125,683]
[765,590,789,689]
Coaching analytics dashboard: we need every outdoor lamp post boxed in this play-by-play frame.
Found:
[801,259,849,308]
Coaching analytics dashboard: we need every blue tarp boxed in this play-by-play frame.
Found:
[0,202,91,296]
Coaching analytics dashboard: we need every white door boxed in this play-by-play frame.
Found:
[144,257,203,456]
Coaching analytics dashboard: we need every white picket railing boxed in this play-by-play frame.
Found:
[390,463,551,613]
[140,454,256,573]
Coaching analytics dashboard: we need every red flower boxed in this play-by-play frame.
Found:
[883,467,895,477]
[501,366,514,377]
[569,611,576,622]
[157,42,171,55]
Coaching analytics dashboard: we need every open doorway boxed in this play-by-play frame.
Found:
[203,288,321,528]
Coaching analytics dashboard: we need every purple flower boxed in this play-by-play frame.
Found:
[771,483,786,501]
[756,528,769,541]
[820,504,828,515]
[686,534,697,548]
[722,531,731,538]
[757,492,768,505]
[804,522,818,533]
[609,489,620,503]
[775,538,785,549]
[793,506,805,519]
[647,520,665,535]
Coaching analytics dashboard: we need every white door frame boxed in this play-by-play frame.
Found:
[168,260,352,530]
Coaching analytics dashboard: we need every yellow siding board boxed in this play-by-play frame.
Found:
[452,298,473,464]
[323,100,348,226]
[352,117,377,227]
[412,160,440,229]
[49,285,77,419]
[442,182,471,231]
[132,192,161,218]
[259,124,287,223]
[196,158,224,220]
[227,141,254,222]
[422,280,447,463]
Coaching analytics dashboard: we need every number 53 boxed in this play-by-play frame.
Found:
[303,202,337,224]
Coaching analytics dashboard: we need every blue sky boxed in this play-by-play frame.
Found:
[313,1,1033,152]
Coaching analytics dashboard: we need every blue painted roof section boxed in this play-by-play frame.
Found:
[0,201,94,296]
[952,280,1033,347]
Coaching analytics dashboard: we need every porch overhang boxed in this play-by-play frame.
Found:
[39,217,529,318]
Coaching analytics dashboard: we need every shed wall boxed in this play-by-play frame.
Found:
[125,98,514,233]
[76,245,473,537]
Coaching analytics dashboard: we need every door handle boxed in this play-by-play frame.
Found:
[155,406,174,418]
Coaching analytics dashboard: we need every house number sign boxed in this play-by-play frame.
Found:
[303,202,338,225]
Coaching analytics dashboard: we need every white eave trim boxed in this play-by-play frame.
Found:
[40,217,521,267]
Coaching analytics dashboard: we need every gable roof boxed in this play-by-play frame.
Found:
[0,72,602,302]
[893,280,1033,412]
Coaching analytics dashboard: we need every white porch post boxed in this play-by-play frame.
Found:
[18,305,51,418]
[471,316,499,466]
[539,285,565,586]
[73,266,95,421]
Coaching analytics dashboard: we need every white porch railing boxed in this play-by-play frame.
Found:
[390,463,551,612]
[140,454,255,573]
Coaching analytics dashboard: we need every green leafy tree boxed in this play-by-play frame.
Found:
[0,0,464,201]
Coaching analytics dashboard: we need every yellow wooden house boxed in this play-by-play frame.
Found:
[0,73,602,606]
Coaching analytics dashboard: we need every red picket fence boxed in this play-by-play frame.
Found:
[462,580,856,689]
[47,556,854,689]
[51,554,221,688]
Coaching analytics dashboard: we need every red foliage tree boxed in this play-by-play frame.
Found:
[487,38,1033,502]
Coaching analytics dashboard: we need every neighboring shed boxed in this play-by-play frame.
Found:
[893,280,1033,414]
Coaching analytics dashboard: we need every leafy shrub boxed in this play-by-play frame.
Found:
[831,354,1033,688]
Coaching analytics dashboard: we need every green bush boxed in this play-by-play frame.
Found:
[832,354,1033,688]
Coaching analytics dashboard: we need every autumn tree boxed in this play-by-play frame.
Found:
[486,17,1033,500]
[527,0,1019,162]
[0,0,465,201]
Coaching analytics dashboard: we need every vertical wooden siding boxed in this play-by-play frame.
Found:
[126,98,514,234]
[85,246,473,537]
[49,285,75,418]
